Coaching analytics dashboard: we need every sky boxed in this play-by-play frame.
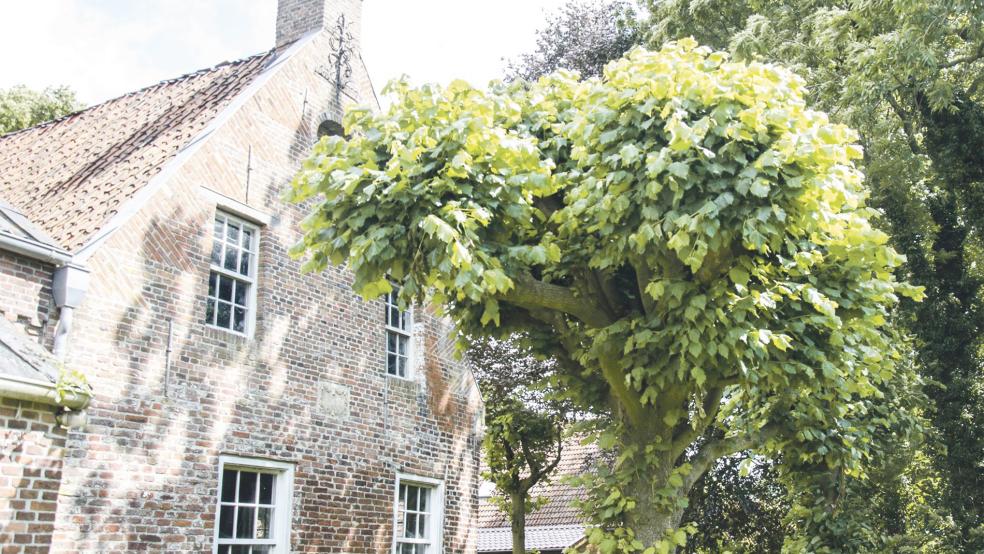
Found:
[0,0,572,106]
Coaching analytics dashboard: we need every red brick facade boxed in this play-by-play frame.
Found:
[0,2,483,552]
[0,250,56,345]
[0,399,67,554]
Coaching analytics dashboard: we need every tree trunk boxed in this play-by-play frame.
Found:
[510,491,527,554]
[623,458,688,552]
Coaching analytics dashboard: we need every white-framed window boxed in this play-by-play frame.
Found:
[385,287,412,378]
[213,456,294,554]
[207,212,259,336]
[392,474,444,554]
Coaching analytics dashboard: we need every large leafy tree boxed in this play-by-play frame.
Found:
[648,1,984,548]
[469,336,566,554]
[288,41,922,552]
[0,85,82,134]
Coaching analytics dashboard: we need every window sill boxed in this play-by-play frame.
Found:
[204,324,252,343]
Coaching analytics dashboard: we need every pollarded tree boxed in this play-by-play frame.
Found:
[288,41,922,552]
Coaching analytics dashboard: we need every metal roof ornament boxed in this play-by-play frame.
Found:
[315,13,355,92]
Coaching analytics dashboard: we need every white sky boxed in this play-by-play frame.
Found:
[0,0,571,106]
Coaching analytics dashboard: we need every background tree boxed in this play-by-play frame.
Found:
[0,85,82,134]
[504,0,641,82]
[469,336,567,554]
[647,2,984,549]
[289,40,922,552]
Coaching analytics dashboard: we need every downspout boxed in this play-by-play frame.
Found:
[52,263,90,359]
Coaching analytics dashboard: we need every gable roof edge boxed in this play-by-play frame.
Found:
[72,31,319,263]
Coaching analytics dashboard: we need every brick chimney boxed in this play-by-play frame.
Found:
[276,0,362,48]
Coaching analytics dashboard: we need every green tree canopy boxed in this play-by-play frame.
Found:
[0,85,82,134]
[289,40,922,552]
[647,1,984,548]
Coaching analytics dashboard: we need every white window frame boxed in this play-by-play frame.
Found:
[392,474,444,554]
[207,211,259,337]
[213,456,294,554]
[385,287,413,379]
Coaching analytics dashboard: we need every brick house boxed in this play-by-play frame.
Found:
[0,1,484,552]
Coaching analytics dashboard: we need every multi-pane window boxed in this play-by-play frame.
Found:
[394,483,435,554]
[214,459,292,554]
[385,288,411,377]
[207,213,258,334]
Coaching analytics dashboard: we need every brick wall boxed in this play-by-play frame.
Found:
[49,6,481,553]
[0,398,67,554]
[0,250,55,347]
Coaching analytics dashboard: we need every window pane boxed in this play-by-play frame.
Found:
[399,484,406,504]
[219,505,235,538]
[228,223,240,244]
[214,218,224,239]
[231,546,250,554]
[399,543,415,554]
[242,228,253,250]
[206,299,216,325]
[217,302,231,328]
[224,247,238,271]
[236,506,255,538]
[407,486,418,510]
[239,471,258,502]
[389,306,400,327]
[387,354,397,376]
[259,474,274,504]
[219,276,233,301]
[234,308,247,333]
[417,544,428,554]
[257,507,272,539]
[221,469,237,502]
[418,488,428,512]
[208,273,217,297]
[252,547,272,554]
[217,546,230,554]
[398,335,408,356]
[418,513,427,537]
[405,513,417,538]
[239,252,251,275]
[387,332,397,354]
[397,356,407,377]
[234,281,247,306]
[211,241,223,266]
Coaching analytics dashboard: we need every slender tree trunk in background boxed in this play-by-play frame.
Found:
[510,490,527,554]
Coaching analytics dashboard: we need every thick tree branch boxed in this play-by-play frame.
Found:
[598,346,646,428]
[681,424,783,494]
[499,273,613,328]
[630,257,656,316]
[885,93,922,155]
[670,386,726,458]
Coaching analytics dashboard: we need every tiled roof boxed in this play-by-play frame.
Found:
[0,49,279,251]
[477,524,585,553]
[479,437,602,528]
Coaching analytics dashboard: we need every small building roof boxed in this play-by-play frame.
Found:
[0,316,59,384]
[477,524,586,553]
[0,48,280,251]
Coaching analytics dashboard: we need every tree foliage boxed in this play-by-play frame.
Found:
[469,336,566,554]
[504,0,641,82]
[647,1,984,549]
[289,38,922,552]
[0,85,82,134]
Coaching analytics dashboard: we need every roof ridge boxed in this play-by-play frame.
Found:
[0,47,279,142]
